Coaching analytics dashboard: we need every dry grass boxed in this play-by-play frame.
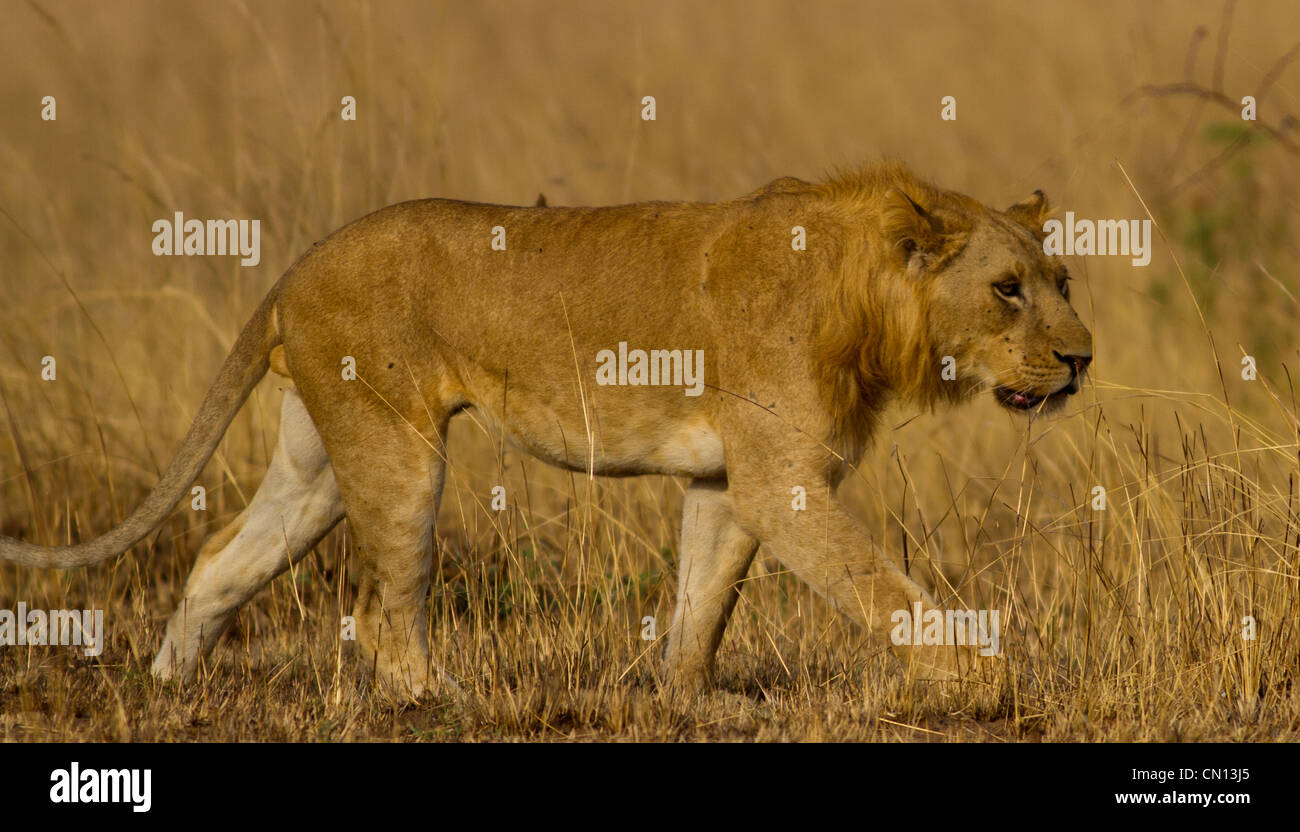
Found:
[1,0,1298,741]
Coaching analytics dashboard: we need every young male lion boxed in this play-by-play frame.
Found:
[0,162,1091,697]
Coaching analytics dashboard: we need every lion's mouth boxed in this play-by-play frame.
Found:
[993,377,1080,413]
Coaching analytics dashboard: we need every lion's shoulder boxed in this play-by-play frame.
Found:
[741,176,814,201]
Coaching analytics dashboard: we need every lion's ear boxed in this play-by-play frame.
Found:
[1005,190,1050,239]
[883,187,959,270]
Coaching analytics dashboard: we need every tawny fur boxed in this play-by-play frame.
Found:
[0,161,1090,697]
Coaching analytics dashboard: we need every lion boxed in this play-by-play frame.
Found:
[0,161,1091,698]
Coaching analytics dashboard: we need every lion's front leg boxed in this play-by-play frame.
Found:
[723,443,982,682]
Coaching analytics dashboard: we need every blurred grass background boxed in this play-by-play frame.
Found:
[0,0,1297,740]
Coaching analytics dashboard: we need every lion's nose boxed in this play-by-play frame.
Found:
[1054,350,1092,377]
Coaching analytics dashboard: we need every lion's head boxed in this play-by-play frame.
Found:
[811,163,1093,454]
[914,189,1093,416]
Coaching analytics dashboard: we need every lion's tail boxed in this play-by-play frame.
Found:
[0,285,282,568]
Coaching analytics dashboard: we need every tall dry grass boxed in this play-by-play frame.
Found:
[0,0,1297,740]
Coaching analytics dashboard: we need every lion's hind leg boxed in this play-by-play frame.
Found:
[663,478,760,691]
[151,389,344,681]
[312,402,455,702]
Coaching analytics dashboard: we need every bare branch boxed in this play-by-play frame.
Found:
[1184,25,1208,83]
[1211,0,1236,92]
[1135,83,1300,155]
[1256,40,1300,103]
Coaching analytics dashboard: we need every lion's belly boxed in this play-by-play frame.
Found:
[471,406,726,478]
[612,419,727,477]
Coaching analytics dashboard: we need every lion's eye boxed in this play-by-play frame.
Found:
[1058,279,1070,299]
[994,279,1021,299]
